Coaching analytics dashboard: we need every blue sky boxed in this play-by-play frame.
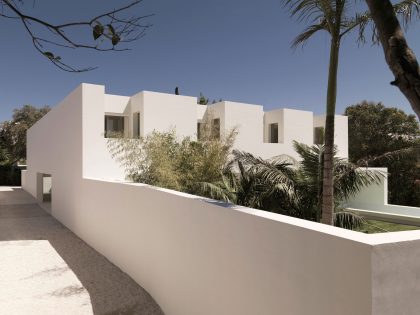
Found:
[0,0,419,120]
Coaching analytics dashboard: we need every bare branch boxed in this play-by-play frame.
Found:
[0,0,153,72]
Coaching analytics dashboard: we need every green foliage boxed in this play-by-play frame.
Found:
[108,123,383,231]
[293,142,383,223]
[357,219,419,234]
[199,142,382,230]
[107,127,237,194]
[0,165,21,186]
[334,211,365,230]
[345,101,420,206]
[93,23,120,45]
[93,23,104,40]
[0,105,50,164]
[198,93,209,105]
[198,152,297,209]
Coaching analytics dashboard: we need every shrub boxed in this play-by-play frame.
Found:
[107,127,236,194]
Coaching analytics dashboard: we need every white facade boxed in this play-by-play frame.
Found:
[28,83,349,183]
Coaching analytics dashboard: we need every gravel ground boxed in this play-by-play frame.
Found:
[0,187,164,315]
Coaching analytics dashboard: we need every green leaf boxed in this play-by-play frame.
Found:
[43,52,55,60]
[112,34,121,46]
[108,24,116,35]
[93,24,104,40]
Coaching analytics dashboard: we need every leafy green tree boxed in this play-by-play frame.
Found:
[0,105,50,164]
[0,1,152,72]
[345,101,420,206]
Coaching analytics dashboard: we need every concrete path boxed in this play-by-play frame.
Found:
[0,187,164,315]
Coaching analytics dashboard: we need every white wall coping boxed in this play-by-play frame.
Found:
[83,177,420,247]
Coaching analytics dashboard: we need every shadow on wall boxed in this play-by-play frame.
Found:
[0,187,164,315]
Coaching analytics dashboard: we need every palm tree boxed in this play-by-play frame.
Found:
[282,0,412,225]
[198,145,383,230]
[197,150,299,212]
[293,141,383,227]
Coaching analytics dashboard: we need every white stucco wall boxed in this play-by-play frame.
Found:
[345,168,388,209]
[223,101,265,153]
[205,101,226,138]
[77,178,375,315]
[346,168,420,224]
[21,170,27,191]
[314,114,349,158]
[130,91,198,139]
[82,85,126,180]
[264,109,284,143]
[72,85,350,164]
[104,94,130,114]
[283,108,314,145]
[197,104,207,121]
[26,84,84,226]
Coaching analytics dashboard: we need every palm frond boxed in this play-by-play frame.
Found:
[293,141,326,182]
[283,0,325,21]
[340,11,372,44]
[334,210,365,230]
[356,146,414,167]
[393,0,420,28]
[230,150,299,206]
[292,20,329,49]
[196,181,236,203]
[334,164,385,200]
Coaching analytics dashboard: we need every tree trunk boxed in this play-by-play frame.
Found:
[321,39,340,225]
[365,0,420,120]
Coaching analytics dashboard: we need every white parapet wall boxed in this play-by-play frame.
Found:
[81,179,374,315]
[346,168,420,225]
[65,178,420,315]
[21,170,27,191]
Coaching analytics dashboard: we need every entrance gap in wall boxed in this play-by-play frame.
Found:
[42,175,52,202]
[36,173,52,213]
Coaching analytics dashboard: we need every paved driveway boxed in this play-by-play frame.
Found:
[0,187,164,315]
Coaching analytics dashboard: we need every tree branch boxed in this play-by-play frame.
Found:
[365,0,420,120]
[0,0,153,72]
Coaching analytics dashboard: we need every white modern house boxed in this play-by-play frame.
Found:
[21,83,420,315]
[24,83,349,190]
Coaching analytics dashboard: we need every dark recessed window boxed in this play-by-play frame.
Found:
[212,118,220,139]
[133,112,140,138]
[314,127,325,144]
[197,122,202,140]
[269,123,278,143]
[105,115,124,138]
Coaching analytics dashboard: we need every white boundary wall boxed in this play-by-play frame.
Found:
[80,179,374,315]
[345,168,420,224]
[62,178,420,315]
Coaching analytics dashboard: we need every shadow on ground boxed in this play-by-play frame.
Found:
[0,187,164,315]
